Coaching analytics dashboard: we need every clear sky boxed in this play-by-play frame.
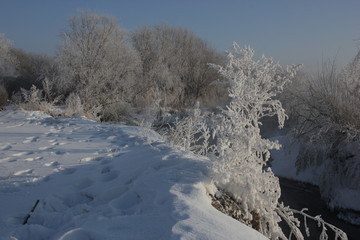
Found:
[1,0,359,72]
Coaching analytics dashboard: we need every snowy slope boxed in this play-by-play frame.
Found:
[0,109,267,240]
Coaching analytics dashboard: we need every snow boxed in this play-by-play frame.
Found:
[0,108,267,240]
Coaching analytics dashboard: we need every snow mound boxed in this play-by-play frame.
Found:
[0,109,266,240]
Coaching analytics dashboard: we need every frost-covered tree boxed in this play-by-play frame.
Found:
[286,52,360,212]
[6,49,55,98]
[209,43,299,239]
[57,10,140,115]
[131,25,223,108]
[0,34,18,78]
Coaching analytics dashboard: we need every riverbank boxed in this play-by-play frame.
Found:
[279,177,360,240]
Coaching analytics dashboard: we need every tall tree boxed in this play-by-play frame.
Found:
[132,25,223,108]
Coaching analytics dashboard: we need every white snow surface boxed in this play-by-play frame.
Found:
[0,109,267,240]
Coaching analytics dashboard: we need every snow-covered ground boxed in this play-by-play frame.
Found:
[0,108,267,240]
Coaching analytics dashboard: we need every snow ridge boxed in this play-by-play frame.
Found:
[0,109,266,240]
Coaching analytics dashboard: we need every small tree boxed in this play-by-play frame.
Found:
[209,43,299,239]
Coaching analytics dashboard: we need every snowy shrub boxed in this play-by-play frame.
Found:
[209,43,300,239]
[165,103,212,155]
[137,96,162,129]
[101,101,132,123]
[64,92,84,116]
[19,85,61,115]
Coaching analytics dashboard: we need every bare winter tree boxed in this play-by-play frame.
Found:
[5,49,54,97]
[0,34,18,105]
[132,25,224,109]
[57,10,140,117]
[280,50,360,214]
[0,34,18,79]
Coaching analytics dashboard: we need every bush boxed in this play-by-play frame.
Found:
[64,93,84,116]
[165,103,212,155]
[209,43,299,239]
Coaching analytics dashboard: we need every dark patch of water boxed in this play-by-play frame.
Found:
[279,177,360,240]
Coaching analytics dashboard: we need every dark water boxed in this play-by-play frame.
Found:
[279,177,360,240]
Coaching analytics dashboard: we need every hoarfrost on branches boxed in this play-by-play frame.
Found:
[166,102,212,156]
[209,43,300,239]
[0,34,18,78]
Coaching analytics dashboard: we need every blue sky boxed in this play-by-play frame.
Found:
[1,0,359,72]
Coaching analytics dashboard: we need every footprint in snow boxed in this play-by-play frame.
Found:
[99,170,118,182]
[61,168,77,175]
[81,156,102,163]
[73,178,94,190]
[0,144,12,150]
[44,132,55,137]
[80,157,94,163]
[0,157,11,162]
[92,186,128,206]
[107,135,117,140]
[44,161,60,167]
[100,159,112,165]
[100,166,111,173]
[49,128,60,133]
[38,146,54,151]
[52,150,66,155]
[55,125,65,130]
[22,136,39,143]
[14,169,34,176]
[109,191,142,214]
[12,152,31,157]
